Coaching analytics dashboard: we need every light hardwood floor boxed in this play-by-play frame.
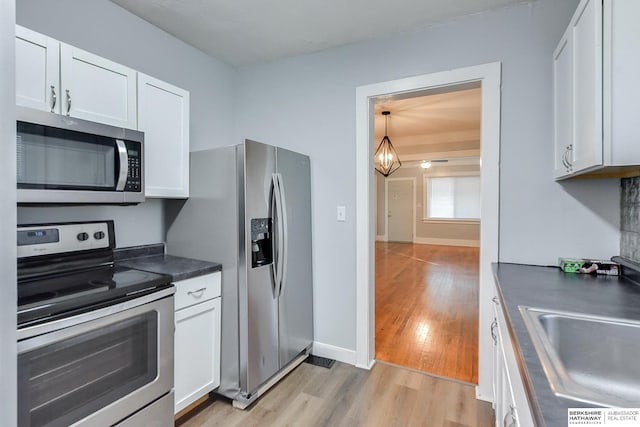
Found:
[375,242,480,384]
[177,361,493,427]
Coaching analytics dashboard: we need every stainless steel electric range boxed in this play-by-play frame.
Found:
[17,220,175,427]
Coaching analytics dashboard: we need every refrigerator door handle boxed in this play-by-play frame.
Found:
[276,173,289,298]
[271,173,284,298]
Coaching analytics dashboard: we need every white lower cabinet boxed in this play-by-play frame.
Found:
[492,291,535,427]
[174,272,221,414]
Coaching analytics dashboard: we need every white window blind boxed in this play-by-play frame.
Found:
[427,176,480,219]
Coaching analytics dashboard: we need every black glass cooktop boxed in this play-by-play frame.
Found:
[17,264,172,328]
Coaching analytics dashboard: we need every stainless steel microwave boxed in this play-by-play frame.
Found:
[16,106,144,204]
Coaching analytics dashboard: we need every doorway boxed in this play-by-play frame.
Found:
[386,178,415,242]
[355,63,501,401]
[373,86,481,383]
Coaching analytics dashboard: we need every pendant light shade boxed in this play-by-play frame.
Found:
[374,111,401,177]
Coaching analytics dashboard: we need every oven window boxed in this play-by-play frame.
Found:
[18,312,158,427]
[17,122,116,190]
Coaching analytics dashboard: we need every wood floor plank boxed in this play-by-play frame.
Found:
[375,242,480,384]
[179,361,493,427]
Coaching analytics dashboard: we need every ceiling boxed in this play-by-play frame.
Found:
[373,86,481,163]
[111,0,528,66]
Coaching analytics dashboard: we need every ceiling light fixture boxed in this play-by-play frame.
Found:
[374,111,401,177]
[420,160,432,169]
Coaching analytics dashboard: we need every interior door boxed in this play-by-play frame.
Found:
[387,179,413,242]
[275,147,313,368]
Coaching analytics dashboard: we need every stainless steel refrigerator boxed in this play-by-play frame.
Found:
[165,139,313,407]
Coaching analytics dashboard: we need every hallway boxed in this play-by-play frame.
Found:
[375,242,480,384]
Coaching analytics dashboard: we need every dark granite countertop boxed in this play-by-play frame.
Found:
[116,243,221,282]
[493,263,640,427]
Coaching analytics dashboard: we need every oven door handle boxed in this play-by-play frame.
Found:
[17,286,175,343]
[115,139,129,191]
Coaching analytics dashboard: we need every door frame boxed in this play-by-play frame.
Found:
[384,177,416,242]
[355,62,501,401]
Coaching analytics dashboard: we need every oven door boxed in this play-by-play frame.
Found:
[17,289,174,427]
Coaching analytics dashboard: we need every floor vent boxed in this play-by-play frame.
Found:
[305,354,335,369]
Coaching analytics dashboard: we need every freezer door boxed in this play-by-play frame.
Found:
[243,140,280,393]
[276,147,314,367]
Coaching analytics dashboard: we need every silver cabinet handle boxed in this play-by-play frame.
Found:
[50,85,57,112]
[562,150,569,170]
[503,405,517,427]
[491,318,498,344]
[187,287,206,297]
[566,144,573,172]
[66,89,71,115]
[492,296,499,305]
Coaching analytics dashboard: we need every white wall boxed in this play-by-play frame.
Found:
[0,0,17,423]
[234,0,620,354]
[15,0,236,247]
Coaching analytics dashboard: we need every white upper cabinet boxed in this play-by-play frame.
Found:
[15,26,137,129]
[553,27,573,178]
[138,73,190,198]
[15,25,191,198]
[60,44,137,129]
[554,0,640,180]
[15,25,60,113]
[571,0,602,175]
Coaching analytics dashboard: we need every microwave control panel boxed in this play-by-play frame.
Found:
[126,148,142,192]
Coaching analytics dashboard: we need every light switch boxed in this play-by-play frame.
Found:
[337,206,346,222]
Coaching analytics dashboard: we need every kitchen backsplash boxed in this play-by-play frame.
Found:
[621,177,640,262]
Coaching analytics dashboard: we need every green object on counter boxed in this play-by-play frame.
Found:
[559,258,585,273]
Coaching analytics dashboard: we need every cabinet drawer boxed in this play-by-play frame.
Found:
[174,272,221,311]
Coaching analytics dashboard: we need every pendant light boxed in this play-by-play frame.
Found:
[374,111,401,177]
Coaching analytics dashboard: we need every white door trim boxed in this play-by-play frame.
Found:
[384,177,416,242]
[355,62,501,401]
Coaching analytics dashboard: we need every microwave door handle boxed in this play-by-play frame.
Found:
[115,139,128,191]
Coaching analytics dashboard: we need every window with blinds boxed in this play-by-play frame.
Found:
[426,176,480,220]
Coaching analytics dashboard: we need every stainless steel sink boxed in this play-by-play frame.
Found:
[519,306,640,407]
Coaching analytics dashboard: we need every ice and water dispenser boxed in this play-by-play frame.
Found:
[250,218,273,267]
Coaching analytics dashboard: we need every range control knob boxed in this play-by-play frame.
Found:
[77,232,89,241]
[94,231,105,240]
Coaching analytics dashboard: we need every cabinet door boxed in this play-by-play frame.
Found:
[137,73,190,198]
[571,0,603,173]
[15,25,60,113]
[60,43,137,128]
[174,297,221,414]
[553,26,573,179]
[495,320,519,427]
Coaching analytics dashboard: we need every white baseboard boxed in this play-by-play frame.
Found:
[375,234,387,241]
[476,387,493,403]
[413,237,480,247]
[312,341,356,365]
[355,358,376,370]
